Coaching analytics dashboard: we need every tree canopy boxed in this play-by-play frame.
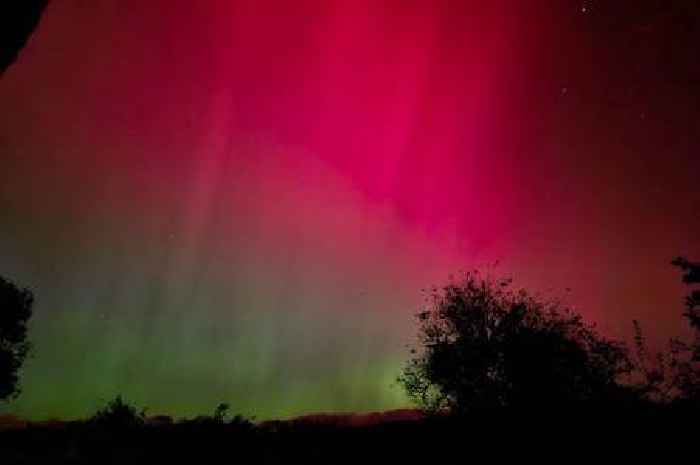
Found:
[666,257,700,400]
[399,271,632,414]
[672,257,700,336]
[0,275,34,401]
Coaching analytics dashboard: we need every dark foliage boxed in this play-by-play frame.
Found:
[668,257,700,399]
[0,276,33,401]
[672,257,700,336]
[179,402,254,431]
[399,271,633,414]
[0,1,49,73]
[50,396,256,463]
[603,257,700,405]
[90,395,146,431]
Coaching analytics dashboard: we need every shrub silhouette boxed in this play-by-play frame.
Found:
[213,402,230,422]
[0,275,34,401]
[666,257,700,401]
[90,395,146,430]
[179,402,254,432]
[672,257,700,349]
[399,271,633,414]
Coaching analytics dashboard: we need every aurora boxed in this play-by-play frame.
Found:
[1,1,699,421]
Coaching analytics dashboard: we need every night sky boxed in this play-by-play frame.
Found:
[1,1,699,420]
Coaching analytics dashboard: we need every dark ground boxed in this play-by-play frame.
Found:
[0,403,696,464]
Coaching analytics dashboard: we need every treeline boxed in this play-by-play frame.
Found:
[0,393,696,464]
[1,257,700,463]
[399,258,700,414]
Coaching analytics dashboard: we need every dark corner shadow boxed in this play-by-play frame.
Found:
[1,1,50,74]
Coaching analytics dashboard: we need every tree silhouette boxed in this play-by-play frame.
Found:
[667,257,700,400]
[0,275,33,401]
[0,1,49,74]
[672,257,700,336]
[399,271,632,414]
[621,258,700,404]
[91,395,146,430]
